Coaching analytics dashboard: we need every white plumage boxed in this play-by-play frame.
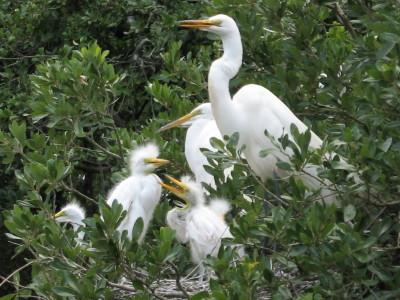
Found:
[52,202,86,241]
[159,103,232,192]
[106,143,169,243]
[162,175,243,281]
[180,15,336,204]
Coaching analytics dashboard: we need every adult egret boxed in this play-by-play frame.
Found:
[52,202,86,241]
[161,175,243,280]
[180,15,336,203]
[106,143,169,243]
[158,103,232,191]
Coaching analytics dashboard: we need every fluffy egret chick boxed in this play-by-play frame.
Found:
[180,15,336,204]
[161,175,240,281]
[107,143,169,243]
[159,103,232,192]
[52,202,86,241]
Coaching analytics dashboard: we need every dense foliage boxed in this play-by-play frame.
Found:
[1,0,399,299]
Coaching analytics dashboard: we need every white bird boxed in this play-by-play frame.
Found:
[159,103,233,192]
[106,143,169,243]
[161,175,243,281]
[180,15,336,204]
[52,202,86,242]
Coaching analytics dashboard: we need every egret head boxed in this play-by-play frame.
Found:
[179,14,238,37]
[159,175,204,209]
[130,143,169,174]
[52,202,86,227]
[158,103,213,132]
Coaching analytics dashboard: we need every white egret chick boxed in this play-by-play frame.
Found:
[159,103,232,192]
[161,175,241,281]
[52,202,86,241]
[180,15,336,204]
[107,143,169,243]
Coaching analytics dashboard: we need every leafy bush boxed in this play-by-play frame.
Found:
[1,0,400,299]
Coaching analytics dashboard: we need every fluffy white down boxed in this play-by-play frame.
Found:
[54,202,86,241]
[107,143,163,243]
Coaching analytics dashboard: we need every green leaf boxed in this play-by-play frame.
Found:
[9,121,26,148]
[376,42,395,59]
[190,291,210,299]
[378,137,392,152]
[52,286,78,297]
[343,204,356,222]
[276,161,292,171]
[210,137,225,152]
[367,265,392,281]
[259,148,275,158]
[331,161,357,171]
[0,294,16,300]
[74,120,85,137]
[131,217,144,242]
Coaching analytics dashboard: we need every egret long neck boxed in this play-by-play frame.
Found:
[208,28,243,137]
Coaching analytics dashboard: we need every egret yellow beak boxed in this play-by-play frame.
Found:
[158,110,201,132]
[144,158,170,167]
[158,175,189,208]
[179,19,221,28]
[52,211,66,219]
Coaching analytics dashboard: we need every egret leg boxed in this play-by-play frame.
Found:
[198,264,206,282]
[261,171,280,252]
[273,171,281,199]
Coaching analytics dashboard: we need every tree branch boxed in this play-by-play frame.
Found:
[0,261,34,288]
[60,182,98,205]
[167,262,190,299]
[328,3,357,39]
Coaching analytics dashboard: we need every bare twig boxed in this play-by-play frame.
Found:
[107,280,136,292]
[60,182,98,204]
[365,207,387,230]
[167,262,190,299]
[84,136,124,163]
[0,261,34,288]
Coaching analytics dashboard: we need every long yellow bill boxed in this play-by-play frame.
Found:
[52,211,66,219]
[158,175,189,207]
[144,158,170,167]
[179,19,220,28]
[158,110,200,133]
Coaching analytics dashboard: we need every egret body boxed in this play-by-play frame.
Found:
[161,175,242,280]
[159,103,232,191]
[106,143,169,243]
[180,15,335,203]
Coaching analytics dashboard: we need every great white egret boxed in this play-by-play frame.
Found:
[180,15,336,203]
[106,143,169,243]
[52,202,86,241]
[160,175,243,281]
[158,103,232,191]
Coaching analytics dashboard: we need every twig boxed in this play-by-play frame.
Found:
[365,207,387,230]
[107,280,136,292]
[355,0,378,21]
[167,262,190,299]
[60,182,98,204]
[84,136,124,163]
[0,261,34,288]
[328,3,357,39]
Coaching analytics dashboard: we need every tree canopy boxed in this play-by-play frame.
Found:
[1,0,399,299]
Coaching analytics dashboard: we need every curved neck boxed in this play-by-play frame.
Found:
[208,28,243,136]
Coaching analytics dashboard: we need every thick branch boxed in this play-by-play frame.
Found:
[328,3,357,39]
